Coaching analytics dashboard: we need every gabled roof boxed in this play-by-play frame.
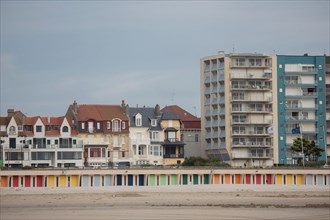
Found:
[75,105,128,121]
[161,105,201,129]
[161,105,199,122]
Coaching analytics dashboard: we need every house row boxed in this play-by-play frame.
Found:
[0,101,201,168]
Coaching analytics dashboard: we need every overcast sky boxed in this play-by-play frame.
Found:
[1,1,329,117]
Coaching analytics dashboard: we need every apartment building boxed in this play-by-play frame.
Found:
[0,109,83,168]
[161,105,201,158]
[66,101,129,167]
[277,55,326,164]
[128,105,163,166]
[200,52,276,167]
[326,56,330,164]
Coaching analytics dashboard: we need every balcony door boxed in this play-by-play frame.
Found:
[9,138,16,148]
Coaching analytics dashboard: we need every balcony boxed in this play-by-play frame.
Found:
[286,91,318,98]
[231,72,272,80]
[232,131,270,136]
[163,154,184,158]
[286,116,318,122]
[205,110,211,117]
[285,80,317,86]
[231,119,272,125]
[219,74,225,81]
[231,107,272,114]
[232,141,272,148]
[231,153,273,159]
[219,109,225,115]
[231,96,272,103]
[219,86,225,93]
[205,88,211,95]
[285,69,317,75]
[204,76,211,84]
[230,62,272,69]
[231,84,272,90]
[285,104,318,110]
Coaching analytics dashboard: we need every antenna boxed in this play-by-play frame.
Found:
[193,106,197,116]
[170,93,175,103]
[232,44,235,53]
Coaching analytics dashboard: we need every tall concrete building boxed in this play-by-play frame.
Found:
[277,55,327,164]
[200,52,276,167]
[326,56,330,164]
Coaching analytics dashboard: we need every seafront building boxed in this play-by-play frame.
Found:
[66,101,130,167]
[161,105,201,158]
[277,55,327,164]
[326,56,330,163]
[128,105,163,165]
[0,109,83,168]
[200,52,276,167]
[200,52,327,166]
[160,110,186,165]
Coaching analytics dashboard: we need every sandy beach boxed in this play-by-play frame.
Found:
[1,185,330,220]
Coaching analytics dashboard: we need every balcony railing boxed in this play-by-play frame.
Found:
[231,97,272,102]
[286,116,318,121]
[163,154,184,158]
[232,142,272,147]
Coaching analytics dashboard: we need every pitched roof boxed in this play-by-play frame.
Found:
[75,105,128,121]
[128,107,161,128]
[161,105,199,121]
[161,105,201,129]
[161,110,180,120]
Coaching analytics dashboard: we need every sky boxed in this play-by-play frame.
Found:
[1,1,329,117]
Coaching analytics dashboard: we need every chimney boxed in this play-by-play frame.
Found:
[154,104,160,116]
[73,100,78,114]
[121,100,128,114]
[7,109,14,117]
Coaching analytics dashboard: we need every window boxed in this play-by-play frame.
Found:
[121,136,125,145]
[62,126,69,132]
[97,122,100,130]
[112,120,120,132]
[36,126,42,132]
[107,121,111,129]
[81,122,85,130]
[150,131,160,141]
[47,140,51,145]
[122,151,126,158]
[55,140,58,145]
[195,134,199,142]
[9,126,16,132]
[73,139,76,145]
[136,115,142,126]
[151,119,157,127]
[113,136,119,147]
[122,121,126,129]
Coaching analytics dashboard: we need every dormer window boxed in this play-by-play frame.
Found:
[136,114,142,126]
[62,126,69,132]
[9,126,16,132]
[18,125,23,131]
[151,119,157,127]
[107,121,111,129]
[112,119,120,132]
[122,121,126,129]
[36,126,42,132]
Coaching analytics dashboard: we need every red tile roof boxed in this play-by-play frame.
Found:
[161,105,201,129]
[75,104,128,121]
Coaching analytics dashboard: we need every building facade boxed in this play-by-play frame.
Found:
[160,110,185,165]
[0,110,83,168]
[326,56,330,164]
[161,105,201,158]
[66,101,130,167]
[200,52,276,167]
[128,105,163,166]
[277,55,327,164]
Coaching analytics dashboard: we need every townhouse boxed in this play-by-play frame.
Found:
[66,101,130,167]
[0,109,82,168]
[128,105,163,166]
[161,105,201,158]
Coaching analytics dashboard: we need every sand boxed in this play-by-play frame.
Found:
[1,185,330,220]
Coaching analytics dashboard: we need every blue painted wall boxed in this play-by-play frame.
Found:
[277,55,326,164]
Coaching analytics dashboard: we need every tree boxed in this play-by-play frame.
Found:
[290,138,324,162]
